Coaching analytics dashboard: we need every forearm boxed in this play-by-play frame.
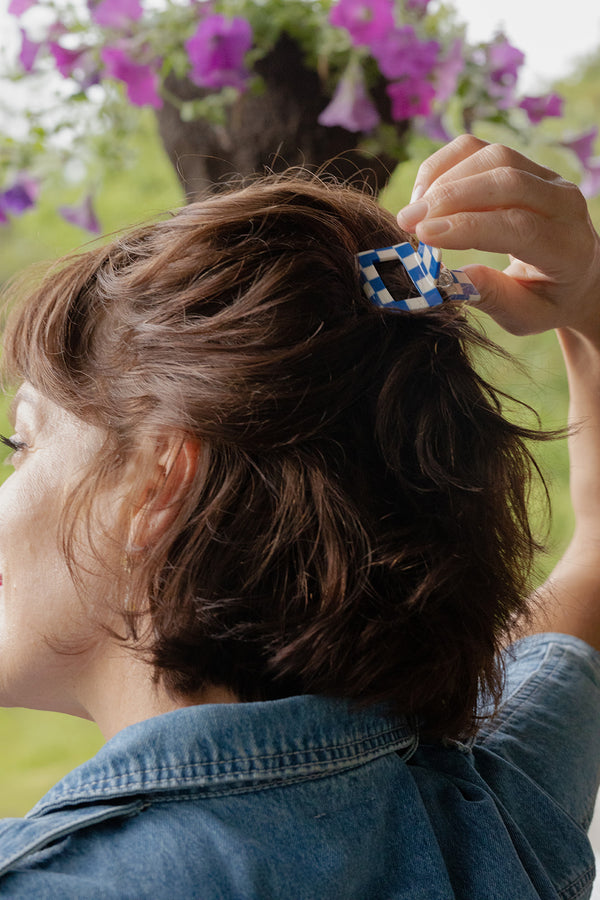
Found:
[559,327,600,528]
[528,327,600,647]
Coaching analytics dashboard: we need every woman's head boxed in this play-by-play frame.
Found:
[1,174,545,738]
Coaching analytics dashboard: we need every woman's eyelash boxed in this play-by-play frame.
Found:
[0,434,27,453]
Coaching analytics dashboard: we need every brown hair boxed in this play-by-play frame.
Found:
[2,174,548,739]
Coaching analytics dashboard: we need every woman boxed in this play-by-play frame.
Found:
[0,135,598,898]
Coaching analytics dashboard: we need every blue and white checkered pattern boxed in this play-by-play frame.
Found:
[436,267,481,303]
[357,241,443,310]
[356,241,480,310]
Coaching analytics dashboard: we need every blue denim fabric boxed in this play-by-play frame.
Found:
[0,632,598,899]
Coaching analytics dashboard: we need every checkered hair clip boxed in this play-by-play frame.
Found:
[356,241,480,311]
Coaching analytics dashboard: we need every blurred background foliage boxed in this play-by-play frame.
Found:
[0,51,599,816]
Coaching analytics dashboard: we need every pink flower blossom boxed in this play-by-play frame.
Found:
[185,14,252,91]
[60,195,101,233]
[329,0,394,47]
[580,159,600,199]
[8,0,37,17]
[387,77,436,120]
[90,0,143,30]
[48,42,100,88]
[18,28,41,72]
[318,60,379,133]
[433,38,464,104]
[101,45,162,107]
[371,26,439,81]
[561,128,598,167]
[519,92,563,124]
[49,43,88,78]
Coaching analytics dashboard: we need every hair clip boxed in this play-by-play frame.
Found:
[356,241,480,310]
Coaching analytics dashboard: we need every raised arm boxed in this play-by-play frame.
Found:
[397,135,600,648]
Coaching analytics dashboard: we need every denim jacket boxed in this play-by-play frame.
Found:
[0,632,598,899]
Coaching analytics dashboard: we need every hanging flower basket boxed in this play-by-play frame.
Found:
[156,32,408,198]
[3,0,595,230]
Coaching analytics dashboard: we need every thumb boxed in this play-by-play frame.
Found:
[461,264,557,336]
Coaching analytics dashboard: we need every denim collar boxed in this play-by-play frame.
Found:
[29,695,417,817]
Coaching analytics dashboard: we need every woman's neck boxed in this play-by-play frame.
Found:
[75,641,239,741]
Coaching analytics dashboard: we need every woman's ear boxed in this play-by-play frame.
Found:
[129,435,200,549]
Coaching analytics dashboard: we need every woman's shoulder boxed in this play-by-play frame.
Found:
[0,686,595,899]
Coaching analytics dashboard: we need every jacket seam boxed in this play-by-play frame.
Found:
[32,745,415,814]
[477,642,564,741]
[35,735,416,809]
[557,861,595,899]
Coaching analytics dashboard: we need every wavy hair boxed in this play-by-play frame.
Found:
[2,174,551,739]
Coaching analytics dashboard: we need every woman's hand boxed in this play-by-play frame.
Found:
[396,135,600,341]
[402,139,600,646]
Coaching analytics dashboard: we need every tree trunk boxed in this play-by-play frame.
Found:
[155,34,406,200]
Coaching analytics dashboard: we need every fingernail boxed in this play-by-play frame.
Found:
[411,183,425,203]
[419,218,451,238]
[397,199,428,229]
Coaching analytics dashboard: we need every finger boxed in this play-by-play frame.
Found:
[425,142,560,193]
[414,208,574,276]
[398,169,577,233]
[411,135,489,200]
[461,265,562,335]
[410,136,558,202]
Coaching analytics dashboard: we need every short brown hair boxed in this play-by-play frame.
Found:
[2,174,548,739]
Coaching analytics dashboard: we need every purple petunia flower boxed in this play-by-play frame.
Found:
[90,0,143,30]
[433,38,465,104]
[561,128,598,168]
[486,36,525,109]
[580,159,600,199]
[8,0,37,17]
[18,28,41,72]
[387,77,436,120]
[417,111,452,144]
[371,26,439,82]
[519,92,563,125]
[557,128,600,197]
[329,0,394,47]
[48,41,100,88]
[318,60,380,133]
[185,14,252,91]
[101,44,162,107]
[0,177,38,222]
[49,43,88,78]
[488,37,525,82]
[59,195,101,233]
[2,185,34,215]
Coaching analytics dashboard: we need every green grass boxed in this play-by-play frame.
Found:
[0,710,103,816]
